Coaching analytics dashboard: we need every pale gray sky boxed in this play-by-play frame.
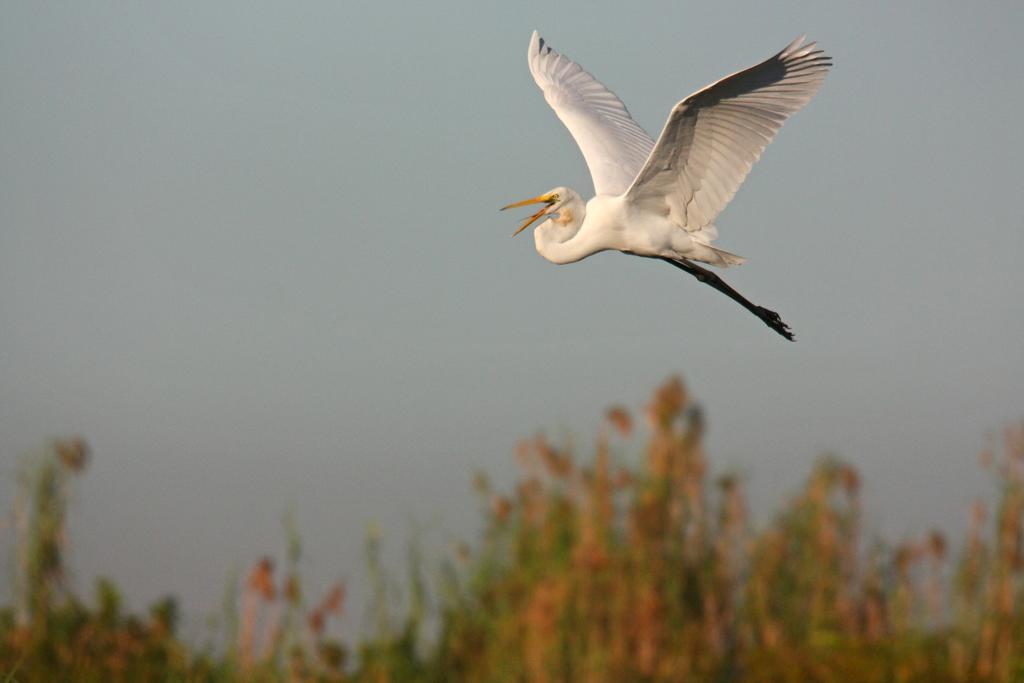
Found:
[2,1,1023,639]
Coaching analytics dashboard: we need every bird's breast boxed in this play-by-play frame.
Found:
[585,195,685,256]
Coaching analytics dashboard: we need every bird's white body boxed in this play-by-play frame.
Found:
[504,31,831,338]
[534,191,731,266]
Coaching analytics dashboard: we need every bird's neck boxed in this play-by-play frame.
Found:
[534,201,598,265]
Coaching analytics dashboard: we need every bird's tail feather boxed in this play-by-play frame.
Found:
[690,244,746,267]
[684,224,745,266]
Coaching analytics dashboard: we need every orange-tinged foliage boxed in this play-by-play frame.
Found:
[2,380,1024,682]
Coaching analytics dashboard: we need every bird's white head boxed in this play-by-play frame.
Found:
[501,186,584,239]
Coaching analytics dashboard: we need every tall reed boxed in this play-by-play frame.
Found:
[2,379,1022,682]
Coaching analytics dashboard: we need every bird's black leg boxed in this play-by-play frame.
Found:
[647,256,794,341]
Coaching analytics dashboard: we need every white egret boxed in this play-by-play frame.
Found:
[503,31,831,340]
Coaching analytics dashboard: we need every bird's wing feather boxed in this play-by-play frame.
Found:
[528,30,655,197]
[626,36,831,232]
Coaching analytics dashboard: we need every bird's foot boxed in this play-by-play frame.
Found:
[756,307,795,341]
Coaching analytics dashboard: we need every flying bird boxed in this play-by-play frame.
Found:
[503,31,831,340]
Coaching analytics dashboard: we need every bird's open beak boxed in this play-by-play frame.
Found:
[501,193,556,237]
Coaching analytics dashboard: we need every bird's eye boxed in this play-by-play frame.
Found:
[552,194,560,202]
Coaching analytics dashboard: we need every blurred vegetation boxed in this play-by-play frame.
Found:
[3,377,1024,681]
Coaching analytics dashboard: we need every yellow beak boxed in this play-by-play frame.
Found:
[501,193,556,237]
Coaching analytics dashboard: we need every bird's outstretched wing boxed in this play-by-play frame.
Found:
[626,37,831,232]
[528,30,655,197]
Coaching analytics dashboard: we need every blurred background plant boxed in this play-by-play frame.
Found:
[2,378,1022,682]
